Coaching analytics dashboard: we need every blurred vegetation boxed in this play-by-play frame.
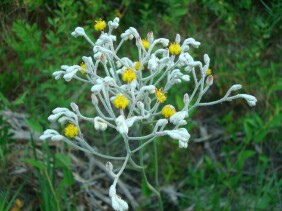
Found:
[0,0,281,210]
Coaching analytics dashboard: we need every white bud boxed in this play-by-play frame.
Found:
[162,128,190,142]
[94,117,107,131]
[48,113,63,122]
[140,85,156,94]
[91,94,99,105]
[71,27,86,37]
[156,119,168,127]
[116,115,128,134]
[147,31,154,43]
[137,101,144,109]
[104,76,116,86]
[169,111,187,125]
[91,84,103,93]
[178,120,187,126]
[181,75,190,81]
[109,185,116,198]
[183,93,189,105]
[70,102,79,112]
[106,161,113,172]
[240,94,257,107]
[111,197,120,210]
[179,140,188,148]
[125,116,141,128]
[175,34,181,44]
[159,38,169,47]
[204,54,210,64]
[206,75,213,86]
[51,135,64,141]
[116,197,129,210]
[230,84,242,91]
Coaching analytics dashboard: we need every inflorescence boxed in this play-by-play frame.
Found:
[40,17,257,211]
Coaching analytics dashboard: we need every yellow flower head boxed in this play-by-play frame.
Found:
[142,39,150,50]
[169,43,182,55]
[94,19,107,31]
[122,68,136,83]
[80,62,87,74]
[134,61,144,71]
[113,93,129,109]
[207,68,212,75]
[64,124,78,138]
[162,105,176,118]
[155,88,167,103]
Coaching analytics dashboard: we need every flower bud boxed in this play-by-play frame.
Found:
[230,84,242,92]
[147,31,154,43]
[204,54,210,64]
[70,102,79,112]
[156,119,168,127]
[106,161,113,172]
[71,27,86,37]
[206,75,213,86]
[91,94,99,105]
[109,185,116,198]
[183,93,189,105]
[115,115,128,134]
[175,34,181,44]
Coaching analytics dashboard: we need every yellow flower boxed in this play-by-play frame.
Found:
[162,105,176,118]
[64,124,79,138]
[207,68,212,75]
[80,62,87,74]
[113,93,129,109]
[142,39,149,49]
[94,19,107,31]
[169,43,182,55]
[134,61,144,71]
[122,68,136,83]
[155,88,167,103]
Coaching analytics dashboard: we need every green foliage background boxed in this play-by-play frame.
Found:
[0,0,281,210]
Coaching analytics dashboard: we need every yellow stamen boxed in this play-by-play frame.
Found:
[80,62,87,74]
[64,124,79,138]
[207,68,212,75]
[113,93,129,109]
[94,19,107,31]
[155,88,167,103]
[122,68,136,83]
[142,39,149,50]
[169,43,182,55]
[162,105,176,118]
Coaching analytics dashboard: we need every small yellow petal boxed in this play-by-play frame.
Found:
[162,105,176,118]
[113,94,129,109]
[64,124,79,138]
[155,88,167,103]
[142,39,149,50]
[94,19,107,31]
[169,43,181,55]
[80,62,87,74]
[122,68,137,83]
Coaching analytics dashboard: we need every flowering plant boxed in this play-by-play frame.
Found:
[40,17,257,210]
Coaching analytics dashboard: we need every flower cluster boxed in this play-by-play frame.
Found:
[40,17,257,210]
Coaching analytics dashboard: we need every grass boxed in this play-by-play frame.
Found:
[0,0,281,210]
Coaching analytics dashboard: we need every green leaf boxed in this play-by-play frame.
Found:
[24,158,47,170]
[54,153,71,168]
[0,92,11,107]
[13,91,28,106]
[239,150,256,161]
